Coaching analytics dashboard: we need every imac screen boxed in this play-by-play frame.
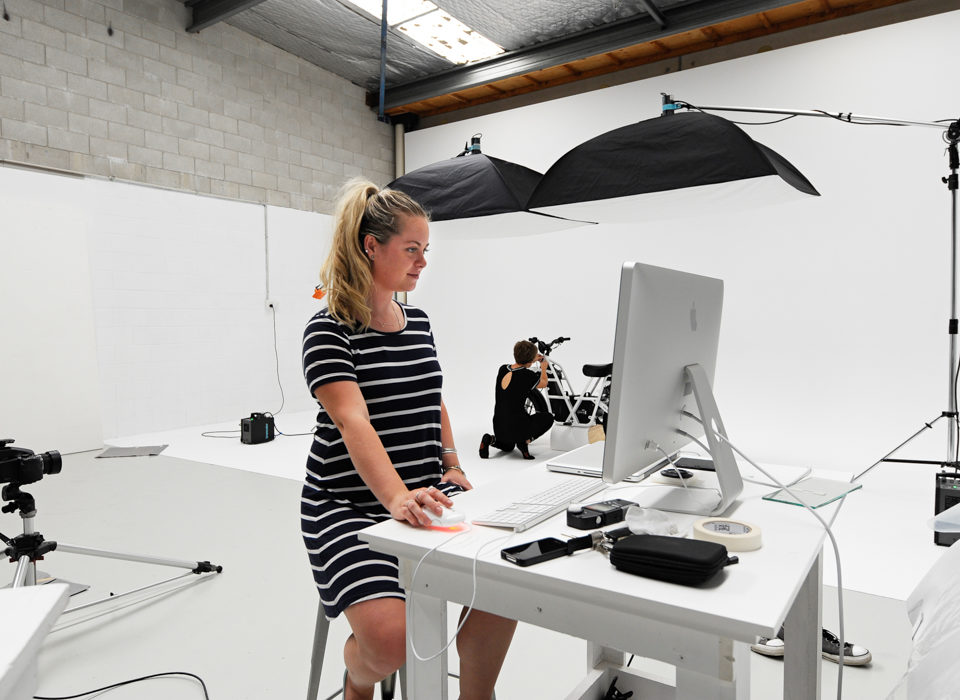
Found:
[602,261,724,484]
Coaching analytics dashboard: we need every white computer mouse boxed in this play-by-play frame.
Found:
[426,505,466,527]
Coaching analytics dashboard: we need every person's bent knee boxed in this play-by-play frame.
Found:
[356,616,406,678]
[345,598,408,681]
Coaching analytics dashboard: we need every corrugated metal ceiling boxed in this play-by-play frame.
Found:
[184,0,946,121]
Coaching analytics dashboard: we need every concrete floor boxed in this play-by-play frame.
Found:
[2,446,916,699]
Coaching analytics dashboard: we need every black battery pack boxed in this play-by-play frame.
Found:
[566,499,636,530]
[935,471,960,547]
[241,413,275,444]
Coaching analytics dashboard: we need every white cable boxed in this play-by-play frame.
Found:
[679,411,811,488]
[742,466,813,489]
[682,429,847,700]
[408,529,515,662]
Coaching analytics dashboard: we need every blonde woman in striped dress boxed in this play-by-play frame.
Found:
[301,179,516,700]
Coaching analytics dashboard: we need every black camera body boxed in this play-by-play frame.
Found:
[241,413,275,444]
[0,439,61,487]
[566,498,636,530]
[1,439,62,515]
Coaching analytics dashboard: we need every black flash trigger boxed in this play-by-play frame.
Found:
[566,499,636,530]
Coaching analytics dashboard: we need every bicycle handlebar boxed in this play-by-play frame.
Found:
[528,336,572,354]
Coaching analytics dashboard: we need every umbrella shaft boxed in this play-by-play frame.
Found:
[689,104,946,130]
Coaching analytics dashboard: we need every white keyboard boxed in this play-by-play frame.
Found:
[472,475,608,532]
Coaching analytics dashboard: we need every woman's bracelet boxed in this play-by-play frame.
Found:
[441,447,458,455]
[443,464,466,477]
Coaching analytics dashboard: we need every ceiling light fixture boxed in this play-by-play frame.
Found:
[345,0,503,64]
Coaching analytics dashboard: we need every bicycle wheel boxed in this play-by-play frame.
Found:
[598,381,610,429]
[525,390,549,415]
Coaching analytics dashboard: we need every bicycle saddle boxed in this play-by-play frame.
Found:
[582,363,612,377]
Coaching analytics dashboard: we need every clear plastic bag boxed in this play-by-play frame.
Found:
[624,505,681,536]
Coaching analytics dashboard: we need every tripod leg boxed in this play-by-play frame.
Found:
[12,554,34,588]
[56,543,222,572]
[853,413,946,481]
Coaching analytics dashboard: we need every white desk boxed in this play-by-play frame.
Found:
[0,584,70,700]
[362,463,840,700]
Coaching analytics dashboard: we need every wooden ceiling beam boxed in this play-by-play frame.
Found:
[388,0,917,119]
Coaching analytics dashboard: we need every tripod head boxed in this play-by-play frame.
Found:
[0,439,61,515]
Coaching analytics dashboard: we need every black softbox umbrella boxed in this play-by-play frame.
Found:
[388,150,587,237]
[527,111,819,223]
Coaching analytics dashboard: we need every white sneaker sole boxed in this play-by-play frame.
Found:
[822,650,872,666]
[750,642,784,657]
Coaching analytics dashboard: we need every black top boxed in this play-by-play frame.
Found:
[492,364,540,442]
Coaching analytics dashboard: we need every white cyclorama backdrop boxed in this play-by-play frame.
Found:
[0,166,332,445]
[0,168,103,454]
[406,10,960,473]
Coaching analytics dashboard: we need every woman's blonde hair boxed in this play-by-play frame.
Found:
[319,178,427,329]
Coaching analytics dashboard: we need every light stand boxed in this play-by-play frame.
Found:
[2,440,222,617]
[661,95,960,479]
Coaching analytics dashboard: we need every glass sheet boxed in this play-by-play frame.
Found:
[762,477,862,509]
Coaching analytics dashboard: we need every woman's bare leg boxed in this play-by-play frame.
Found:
[342,597,407,700]
[456,608,517,700]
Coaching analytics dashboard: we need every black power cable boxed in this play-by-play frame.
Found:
[34,671,210,699]
[268,303,285,416]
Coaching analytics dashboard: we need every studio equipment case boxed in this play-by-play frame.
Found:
[241,413,275,444]
[935,471,960,546]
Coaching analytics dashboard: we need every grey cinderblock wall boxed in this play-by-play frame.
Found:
[0,0,394,212]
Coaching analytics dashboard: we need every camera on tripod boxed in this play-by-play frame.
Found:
[1,439,61,512]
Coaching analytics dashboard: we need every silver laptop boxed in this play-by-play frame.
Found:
[548,441,730,515]
[546,441,666,483]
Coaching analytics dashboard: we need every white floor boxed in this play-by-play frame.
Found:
[8,411,945,699]
[108,408,951,600]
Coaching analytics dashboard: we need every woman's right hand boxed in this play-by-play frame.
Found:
[389,486,453,527]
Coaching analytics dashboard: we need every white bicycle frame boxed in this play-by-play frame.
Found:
[539,353,610,427]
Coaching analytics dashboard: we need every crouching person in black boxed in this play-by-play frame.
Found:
[479,340,554,460]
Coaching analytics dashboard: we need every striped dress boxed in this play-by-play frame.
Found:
[300,303,460,619]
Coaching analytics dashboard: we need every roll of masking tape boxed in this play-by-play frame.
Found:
[693,518,762,551]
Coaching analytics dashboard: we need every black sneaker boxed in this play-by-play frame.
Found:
[479,433,492,459]
[750,627,872,666]
[821,628,872,666]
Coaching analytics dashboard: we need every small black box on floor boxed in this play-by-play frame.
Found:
[241,413,275,444]
[934,471,960,547]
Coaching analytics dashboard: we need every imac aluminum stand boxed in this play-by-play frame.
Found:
[684,363,744,514]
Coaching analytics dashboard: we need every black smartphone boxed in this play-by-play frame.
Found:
[501,537,568,567]
[675,457,715,471]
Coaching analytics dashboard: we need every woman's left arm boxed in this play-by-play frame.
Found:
[439,399,473,490]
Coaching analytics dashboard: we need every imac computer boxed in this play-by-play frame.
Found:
[601,261,743,515]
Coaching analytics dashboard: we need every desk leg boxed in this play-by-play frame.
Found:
[784,552,822,700]
[405,588,448,699]
[587,643,625,670]
[675,635,746,700]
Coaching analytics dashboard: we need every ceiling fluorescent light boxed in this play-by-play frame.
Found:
[344,0,504,65]
[348,0,436,26]
[399,9,504,64]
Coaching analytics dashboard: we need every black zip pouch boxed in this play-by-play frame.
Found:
[609,534,738,585]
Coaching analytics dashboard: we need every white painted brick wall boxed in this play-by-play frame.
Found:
[0,0,394,213]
